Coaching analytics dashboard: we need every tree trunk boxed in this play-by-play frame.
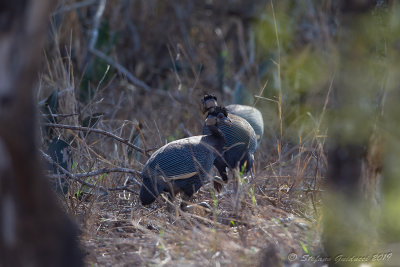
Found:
[0,1,83,266]
[323,0,389,263]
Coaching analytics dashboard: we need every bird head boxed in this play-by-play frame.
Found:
[205,106,232,127]
[201,94,218,114]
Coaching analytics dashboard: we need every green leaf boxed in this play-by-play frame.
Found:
[300,240,309,254]
[240,161,247,176]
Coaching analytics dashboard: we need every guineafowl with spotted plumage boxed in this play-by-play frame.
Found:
[139,107,232,209]
[202,94,264,148]
[226,105,263,148]
[201,94,258,191]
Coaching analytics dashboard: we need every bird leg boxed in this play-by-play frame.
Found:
[196,202,212,211]
[183,199,213,213]
[214,159,229,192]
[250,162,256,183]
[213,176,225,192]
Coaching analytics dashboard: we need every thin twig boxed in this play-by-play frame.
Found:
[89,0,107,50]
[40,150,140,194]
[87,0,151,91]
[254,95,278,103]
[259,187,324,193]
[95,64,110,93]
[41,149,107,193]
[153,120,163,145]
[47,167,141,180]
[271,0,283,176]
[179,122,193,137]
[89,48,151,91]
[42,122,156,155]
[253,80,269,107]
[41,113,79,118]
[123,0,140,52]
[53,0,98,15]
[167,44,182,90]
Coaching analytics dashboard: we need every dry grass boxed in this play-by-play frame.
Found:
[38,1,332,266]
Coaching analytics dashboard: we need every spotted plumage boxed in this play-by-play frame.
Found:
[226,104,264,148]
[202,95,258,188]
[139,107,231,207]
[202,94,264,148]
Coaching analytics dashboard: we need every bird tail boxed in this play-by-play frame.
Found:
[139,176,162,205]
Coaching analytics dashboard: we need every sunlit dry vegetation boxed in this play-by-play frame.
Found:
[37,0,400,266]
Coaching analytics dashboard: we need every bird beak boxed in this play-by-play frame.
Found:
[222,117,232,127]
[202,99,217,114]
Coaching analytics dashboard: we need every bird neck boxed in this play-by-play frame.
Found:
[203,99,217,114]
[206,106,216,114]
[206,124,225,152]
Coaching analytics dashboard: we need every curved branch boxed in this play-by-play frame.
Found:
[42,122,157,156]
[40,150,140,194]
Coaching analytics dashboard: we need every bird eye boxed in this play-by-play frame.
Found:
[217,113,224,119]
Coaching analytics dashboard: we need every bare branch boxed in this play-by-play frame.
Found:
[89,48,151,91]
[89,0,107,51]
[53,0,98,15]
[42,122,157,155]
[40,113,79,118]
[40,150,140,194]
[48,167,141,181]
[85,0,151,91]
[179,122,193,137]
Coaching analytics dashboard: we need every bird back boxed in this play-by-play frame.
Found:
[227,104,264,148]
[140,135,218,203]
[203,113,256,168]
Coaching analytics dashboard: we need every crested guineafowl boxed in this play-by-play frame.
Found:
[202,94,264,148]
[139,107,232,209]
[201,94,258,191]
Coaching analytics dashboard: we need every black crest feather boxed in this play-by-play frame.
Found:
[202,94,217,103]
[208,106,228,117]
